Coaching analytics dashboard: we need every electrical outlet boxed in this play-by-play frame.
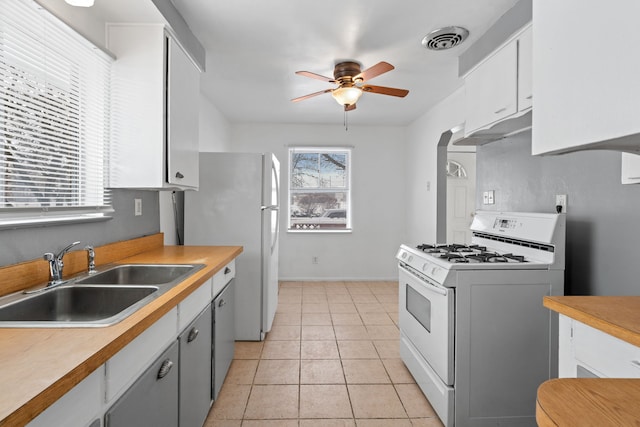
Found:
[555,194,567,213]
[312,256,318,264]
[134,198,142,216]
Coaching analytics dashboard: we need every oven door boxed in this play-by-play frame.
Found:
[399,264,454,385]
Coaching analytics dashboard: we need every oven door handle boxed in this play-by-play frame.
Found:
[400,264,448,296]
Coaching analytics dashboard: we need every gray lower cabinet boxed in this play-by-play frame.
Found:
[179,304,212,427]
[213,279,235,400]
[105,341,179,427]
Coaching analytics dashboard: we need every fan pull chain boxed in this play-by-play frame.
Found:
[344,109,349,131]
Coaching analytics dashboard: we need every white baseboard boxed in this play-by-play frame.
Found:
[279,276,397,282]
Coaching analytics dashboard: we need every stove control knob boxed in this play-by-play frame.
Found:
[431,267,439,275]
[408,256,413,262]
[401,252,407,259]
[422,263,428,272]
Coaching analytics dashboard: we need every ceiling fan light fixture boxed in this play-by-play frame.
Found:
[332,86,362,107]
[65,0,94,7]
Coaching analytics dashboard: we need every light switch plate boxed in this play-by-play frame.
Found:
[134,198,142,216]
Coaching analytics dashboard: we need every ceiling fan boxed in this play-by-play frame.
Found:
[291,61,409,111]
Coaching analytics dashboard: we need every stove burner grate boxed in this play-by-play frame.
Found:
[415,243,529,264]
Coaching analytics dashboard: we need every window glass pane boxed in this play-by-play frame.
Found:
[319,153,346,188]
[291,152,319,188]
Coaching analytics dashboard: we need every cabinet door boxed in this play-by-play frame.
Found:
[464,40,518,134]
[179,304,212,427]
[105,341,179,427]
[622,153,640,184]
[213,279,235,400]
[166,36,199,189]
[517,26,533,112]
[532,1,640,154]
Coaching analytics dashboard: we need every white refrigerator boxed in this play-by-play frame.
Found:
[185,152,280,341]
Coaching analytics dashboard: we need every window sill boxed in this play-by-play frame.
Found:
[287,229,353,234]
[0,213,113,231]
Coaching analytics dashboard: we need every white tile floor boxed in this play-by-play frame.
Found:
[203,281,444,427]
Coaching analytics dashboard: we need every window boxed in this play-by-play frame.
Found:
[288,147,351,232]
[0,0,113,228]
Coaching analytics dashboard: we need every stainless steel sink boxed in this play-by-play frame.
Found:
[0,285,158,327]
[76,264,199,285]
[0,263,204,328]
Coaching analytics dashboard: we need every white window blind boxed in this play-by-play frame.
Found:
[0,0,113,227]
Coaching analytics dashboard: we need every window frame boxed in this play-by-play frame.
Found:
[287,146,352,233]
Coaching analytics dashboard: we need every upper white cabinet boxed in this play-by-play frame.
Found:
[107,24,200,190]
[532,1,640,155]
[464,25,532,135]
[622,153,640,184]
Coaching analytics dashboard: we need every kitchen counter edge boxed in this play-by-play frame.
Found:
[543,295,640,348]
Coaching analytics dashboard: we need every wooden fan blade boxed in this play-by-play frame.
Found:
[291,89,333,103]
[345,103,357,111]
[362,85,409,97]
[295,71,335,83]
[354,61,394,82]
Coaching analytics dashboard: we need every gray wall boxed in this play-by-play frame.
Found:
[476,131,640,296]
[0,189,160,266]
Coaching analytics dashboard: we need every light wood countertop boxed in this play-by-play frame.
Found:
[0,241,242,427]
[539,296,640,426]
[537,378,640,426]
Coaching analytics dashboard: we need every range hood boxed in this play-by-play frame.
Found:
[451,110,532,146]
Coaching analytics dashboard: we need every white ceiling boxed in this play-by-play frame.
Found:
[167,0,521,126]
[89,0,520,126]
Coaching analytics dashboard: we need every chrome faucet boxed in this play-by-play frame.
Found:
[85,245,96,274]
[43,241,81,286]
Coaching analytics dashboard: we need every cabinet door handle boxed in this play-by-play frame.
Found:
[187,327,199,343]
[526,95,533,100]
[631,360,640,369]
[494,107,507,114]
[224,266,231,274]
[175,171,184,179]
[218,299,226,308]
[157,359,174,379]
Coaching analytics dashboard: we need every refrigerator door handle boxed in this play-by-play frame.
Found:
[261,205,279,211]
[271,207,279,255]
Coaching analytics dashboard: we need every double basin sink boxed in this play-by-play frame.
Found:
[0,264,204,328]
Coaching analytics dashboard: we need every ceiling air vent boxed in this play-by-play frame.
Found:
[422,26,469,51]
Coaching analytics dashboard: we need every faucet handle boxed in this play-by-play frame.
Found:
[43,253,55,262]
[84,245,96,274]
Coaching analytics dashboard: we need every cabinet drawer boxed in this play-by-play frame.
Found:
[178,279,212,331]
[573,320,640,378]
[213,260,235,298]
[105,307,178,403]
[27,368,103,427]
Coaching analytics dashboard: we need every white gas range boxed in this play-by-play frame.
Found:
[396,211,565,427]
